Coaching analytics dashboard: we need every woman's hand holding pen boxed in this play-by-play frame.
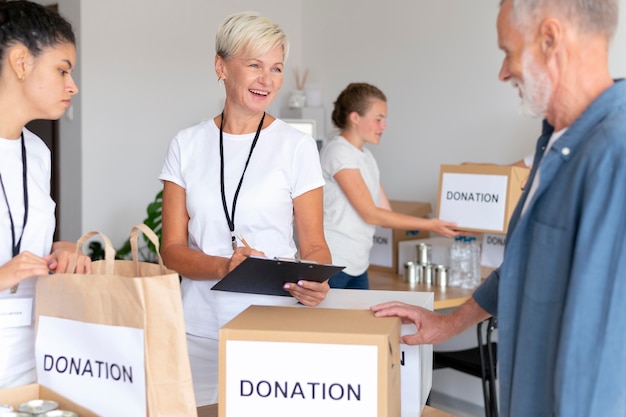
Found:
[228,246,265,273]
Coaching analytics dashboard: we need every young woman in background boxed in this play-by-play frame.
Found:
[321,82,461,289]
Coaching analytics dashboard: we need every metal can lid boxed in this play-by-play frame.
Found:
[17,399,59,414]
[0,403,14,412]
[40,410,79,417]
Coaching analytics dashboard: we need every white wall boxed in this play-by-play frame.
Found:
[75,0,303,246]
[49,0,626,250]
[302,0,626,205]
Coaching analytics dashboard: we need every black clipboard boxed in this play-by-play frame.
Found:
[211,256,345,296]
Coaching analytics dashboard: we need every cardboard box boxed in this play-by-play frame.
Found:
[437,164,529,233]
[481,233,506,268]
[370,200,432,273]
[0,384,97,416]
[219,305,401,417]
[318,289,434,417]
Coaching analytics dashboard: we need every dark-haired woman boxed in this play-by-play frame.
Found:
[0,0,90,388]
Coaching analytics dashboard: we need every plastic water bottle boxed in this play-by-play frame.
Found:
[461,237,481,288]
[448,237,463,286]
[458,237,471,287]
[472,237,481,286]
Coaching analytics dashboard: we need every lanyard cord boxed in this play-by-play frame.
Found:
[0,133,29,293]
[219,111,265,251]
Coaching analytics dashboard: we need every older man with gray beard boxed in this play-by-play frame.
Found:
[372,0,626,416]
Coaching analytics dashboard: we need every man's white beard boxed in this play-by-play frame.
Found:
[514,52,552,118]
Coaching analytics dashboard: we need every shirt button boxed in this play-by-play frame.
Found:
[562,147,570,156]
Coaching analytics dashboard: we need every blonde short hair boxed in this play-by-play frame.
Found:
[215,11,289,61]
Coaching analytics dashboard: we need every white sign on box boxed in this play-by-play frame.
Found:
[439,172,509,231]
[481,233,506,268]
[370,226,393,268]
[225,341,378,417]
[35,316,146,417]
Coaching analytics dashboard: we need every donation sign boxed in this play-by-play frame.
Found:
[439,172,509,231]
[36,316,146,417]
[224,340,378,417]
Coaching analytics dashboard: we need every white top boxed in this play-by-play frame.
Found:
[320,135,381,275]
[0,129,55,388]
[159,118,325,339]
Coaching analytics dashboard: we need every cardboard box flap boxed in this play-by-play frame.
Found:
[221,305,400,344]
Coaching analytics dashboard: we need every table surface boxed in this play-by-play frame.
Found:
[368,266,493,310]
[197,404,456,417]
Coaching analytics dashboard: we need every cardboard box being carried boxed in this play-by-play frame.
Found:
[0,384,97,416]
[370,200,432,273]
[218,305,401,417]
[437,164,529,233]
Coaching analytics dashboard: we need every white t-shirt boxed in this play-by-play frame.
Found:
[320,136,381,275]
[0,129,55,388]
[159,118,324,339]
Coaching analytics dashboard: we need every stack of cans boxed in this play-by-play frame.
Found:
[403,243,449,288]
[0,400,79,417]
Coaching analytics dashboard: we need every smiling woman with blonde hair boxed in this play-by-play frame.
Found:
[159,11,331,405]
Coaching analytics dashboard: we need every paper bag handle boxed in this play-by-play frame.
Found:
[130,223,167,274]
[69,230,116,274]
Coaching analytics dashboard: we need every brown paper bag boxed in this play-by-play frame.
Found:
[35,224,196,417]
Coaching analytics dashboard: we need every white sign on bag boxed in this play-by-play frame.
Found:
[439,172,509,231]
[225,340,378,417]
[35,316,146,417]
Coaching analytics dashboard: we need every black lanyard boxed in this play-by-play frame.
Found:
[0,133,29,293]
[219,112,265,251]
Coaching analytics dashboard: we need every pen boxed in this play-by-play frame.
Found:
[237,233,251,248]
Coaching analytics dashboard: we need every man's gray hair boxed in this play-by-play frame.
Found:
[501,0,619,40]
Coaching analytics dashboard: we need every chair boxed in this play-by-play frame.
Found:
[432,317,498,417]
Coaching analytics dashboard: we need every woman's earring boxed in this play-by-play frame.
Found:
[218,78,225,87]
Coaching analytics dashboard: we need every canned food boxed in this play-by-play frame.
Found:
[421,264,433,285]
[0,404,14,413]
[433,265,449,288]
[415,243,432,265]
[17,400,58,414]
[403,261,419,284]
[40,411,79,417]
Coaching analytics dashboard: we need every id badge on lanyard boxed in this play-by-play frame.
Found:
[0,297,33,328]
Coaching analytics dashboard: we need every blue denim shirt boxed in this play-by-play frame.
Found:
[474,80,626,417]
